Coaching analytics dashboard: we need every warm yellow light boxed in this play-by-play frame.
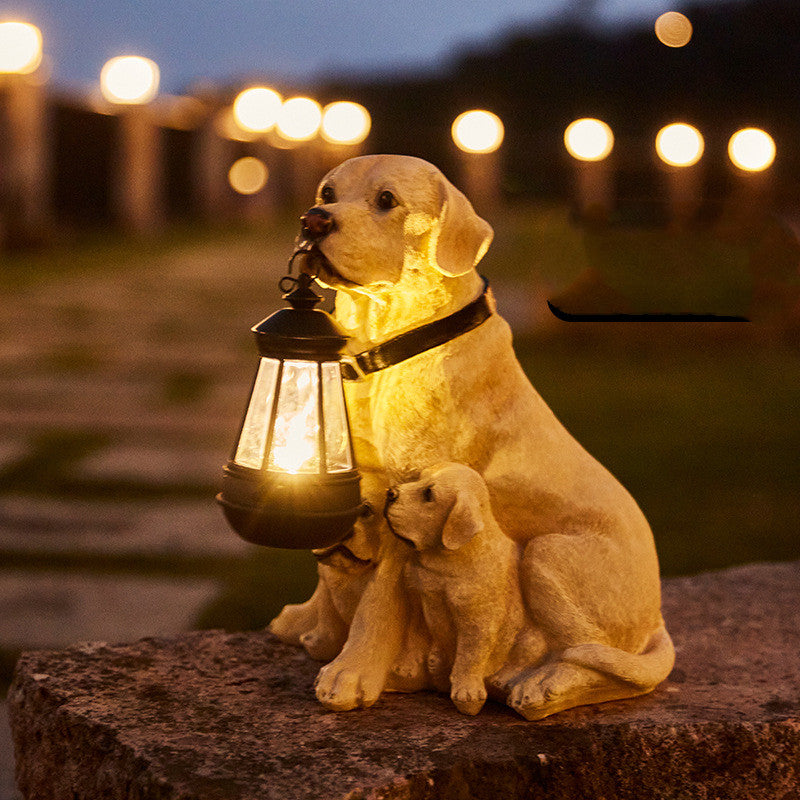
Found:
[654,12,693,47]
[232,86,282,133]
[728,128,776,172]
[564,118,614,162]
[321,101,371,145]
[451,110,504,154]
[655,123,704,167]
[269,361,320,474]
[276,96,322,142]
[100,56,160,105]
[228,157,269,195]
[0,21,43,74]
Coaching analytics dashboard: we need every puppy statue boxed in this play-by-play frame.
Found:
[269,154,675,719]
[385,463,526,715]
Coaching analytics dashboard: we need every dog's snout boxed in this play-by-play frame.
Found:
[385,487,399,505]
[300,207,334,240]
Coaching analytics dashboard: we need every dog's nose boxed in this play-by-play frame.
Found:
[300,207,334,240]
[385,487,399,505]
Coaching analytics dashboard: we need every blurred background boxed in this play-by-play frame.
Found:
[2,0,800,794]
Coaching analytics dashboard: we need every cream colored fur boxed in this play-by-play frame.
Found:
[269,154,674,719]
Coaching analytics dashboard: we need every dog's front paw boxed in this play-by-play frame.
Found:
[314,660,384,711]
[451,678,488,716]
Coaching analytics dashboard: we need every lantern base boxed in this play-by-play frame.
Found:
[217,462,362,550]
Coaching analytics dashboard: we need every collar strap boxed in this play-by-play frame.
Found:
[342,277,492,380]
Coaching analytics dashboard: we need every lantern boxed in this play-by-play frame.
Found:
[217,267,361,549]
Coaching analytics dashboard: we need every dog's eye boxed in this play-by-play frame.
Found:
[376,190,398,210]
[320,185,336,204]
[422,486,435,502]
[359,501,374,518]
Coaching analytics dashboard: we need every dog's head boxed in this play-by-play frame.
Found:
[298,155,493,294]
[384,463,488,552]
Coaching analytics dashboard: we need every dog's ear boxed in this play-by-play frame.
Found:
[433,179,494,277]
[441,489,485,550]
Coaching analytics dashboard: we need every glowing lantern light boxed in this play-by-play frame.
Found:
[228,157,269,195]
[655,12,693,48]
[728,128,776,172]
[451,110,504,154]
[321,101,371,145]
[232,86,282,133]
[217,268,361,549]
[655,123,704,167]
[276,97,322,142]
[564,118,614,162]
[0,21,43,74]
[100,56,160,105]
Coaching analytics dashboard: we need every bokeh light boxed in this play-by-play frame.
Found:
[655,123,704,167]
[654,12,693,47]
[233,86,282,133]
[228,157,269,195]
[276,97,322,141]
[321,101,371,145]
[100,56,160,105]
[0,21,43,74]
[728,128,776,172]
[451,110,505,154]
[563,118,614,162]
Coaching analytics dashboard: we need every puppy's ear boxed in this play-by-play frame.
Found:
[441,490,485,550]
[434,179,494,277]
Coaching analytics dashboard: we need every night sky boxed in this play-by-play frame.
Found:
[7,0,742,92]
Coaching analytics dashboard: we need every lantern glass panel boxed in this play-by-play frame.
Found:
[234,357,279,469]
[268,360,320,474]
[322,361,353,472]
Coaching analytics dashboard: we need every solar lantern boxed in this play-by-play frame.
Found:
[217,256,361,549]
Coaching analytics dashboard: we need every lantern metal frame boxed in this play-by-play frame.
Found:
[217,266,362,550]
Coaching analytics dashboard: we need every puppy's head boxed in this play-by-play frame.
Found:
[384,463,488,552]
[299,155,493,294]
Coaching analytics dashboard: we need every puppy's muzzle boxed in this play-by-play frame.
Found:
[300,207,335,241]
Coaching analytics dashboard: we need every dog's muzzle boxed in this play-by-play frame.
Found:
[300,207,334,241]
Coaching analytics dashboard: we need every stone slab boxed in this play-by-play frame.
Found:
[8,561,800,800]
[0,703,21,800]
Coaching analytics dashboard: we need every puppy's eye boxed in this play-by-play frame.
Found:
[359,501,374,518]
[422,486,435,502]
[376,190,398,211]
[320,185,336,204]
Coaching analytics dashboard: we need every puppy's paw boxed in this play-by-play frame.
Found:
[300,628,344,662]
[451,678,488,716]
[314,661,384,711]
[269,602,315,645]
[390,651,427,692]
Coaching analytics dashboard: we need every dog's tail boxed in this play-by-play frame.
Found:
[560,621,675,690]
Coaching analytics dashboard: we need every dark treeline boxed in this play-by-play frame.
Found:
[321,0,800,201]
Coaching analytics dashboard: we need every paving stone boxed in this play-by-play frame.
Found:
[0,571,220,650]
[8,561,800,799]
[0,499,253,560]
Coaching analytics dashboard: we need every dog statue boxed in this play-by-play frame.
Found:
[269,154,675,719]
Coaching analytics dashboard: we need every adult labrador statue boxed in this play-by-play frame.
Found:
[269,154,674,720]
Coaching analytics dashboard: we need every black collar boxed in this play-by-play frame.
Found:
[341,277,492,380]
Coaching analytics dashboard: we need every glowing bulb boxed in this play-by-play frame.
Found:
[228,157,269,195]
[655,123,704,167]
[100,56,160,105]
[451,110,504,154]
[276,97,322,142]
[655,12,693,48]
[564,118,614,162]
[728,128,776,172]
[232,86,282,133]
[269,361,320,474]
[0,21,42,74]
[321,101,371,145]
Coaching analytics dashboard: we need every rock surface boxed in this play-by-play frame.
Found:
[9,561,800,800]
